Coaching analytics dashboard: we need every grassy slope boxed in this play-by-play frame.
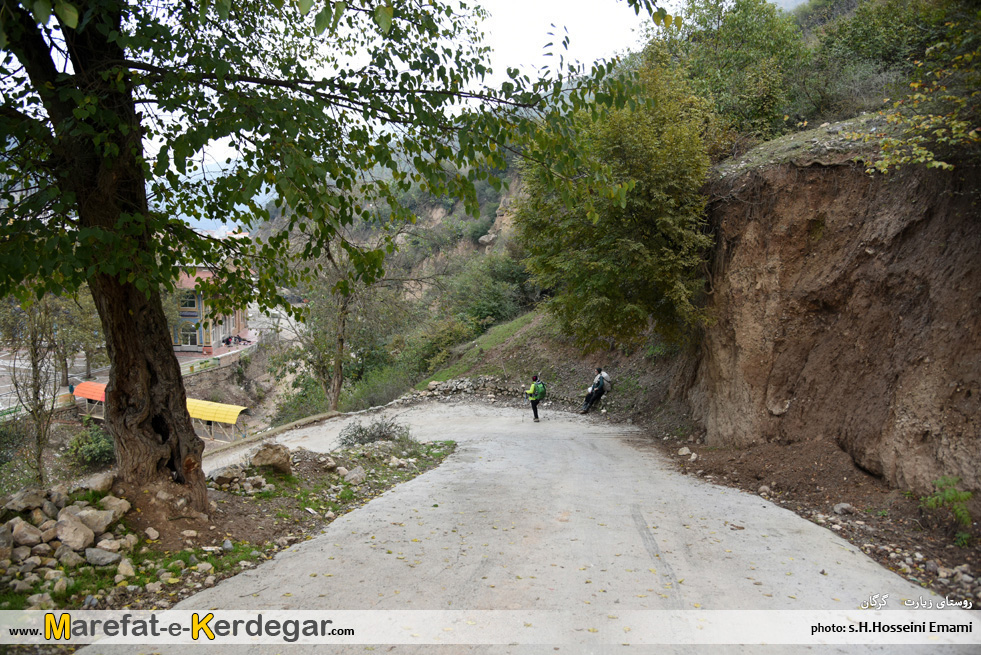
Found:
[421,308,698,435]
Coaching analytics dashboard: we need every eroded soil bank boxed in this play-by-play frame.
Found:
[688,157,980,510]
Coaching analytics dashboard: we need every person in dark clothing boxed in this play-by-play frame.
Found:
[580,367,609,414]
[525,375,546,422]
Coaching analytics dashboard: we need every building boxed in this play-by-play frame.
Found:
[171,266,250,355]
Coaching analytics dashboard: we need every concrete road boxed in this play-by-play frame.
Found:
[84,401,977,654]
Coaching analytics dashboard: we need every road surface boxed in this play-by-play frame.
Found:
[84,401,978,654]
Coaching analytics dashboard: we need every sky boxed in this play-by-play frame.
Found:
[194,0,809,234]
[477,0,658,85]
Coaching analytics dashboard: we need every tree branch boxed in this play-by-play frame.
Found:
[0,0,76,128]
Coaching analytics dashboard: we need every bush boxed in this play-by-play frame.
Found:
[921,476,974,547]
[338,417,412,448]
[271,374,330,426]
[441,254,530,324]
[66,419,115,468]
[340,365,416,413]
[0,418,27,468]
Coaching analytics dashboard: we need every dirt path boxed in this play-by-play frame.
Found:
[85,402,977,653]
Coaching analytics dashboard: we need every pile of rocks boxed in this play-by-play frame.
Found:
[206,464,275,494]
[411,376,517,401]
[0,488,138,609]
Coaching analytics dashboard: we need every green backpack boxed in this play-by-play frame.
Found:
[533,380,547,400]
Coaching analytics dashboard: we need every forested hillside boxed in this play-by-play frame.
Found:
[248,0,978,522]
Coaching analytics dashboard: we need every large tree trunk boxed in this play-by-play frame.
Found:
[57,6,207,512]
[88,277,208,512]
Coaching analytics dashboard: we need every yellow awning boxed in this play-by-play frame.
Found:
[185,398,247,425]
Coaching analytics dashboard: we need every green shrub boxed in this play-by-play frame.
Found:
[0,418,27,468]
[271,374,330,426]
[441,254,530,324]
[66,419,115,468]
[340,365,416,412]
[921,476,974,547]
[338,417,412,448]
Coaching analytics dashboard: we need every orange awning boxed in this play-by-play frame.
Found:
[72,382,245,425]
[72,381,106,402]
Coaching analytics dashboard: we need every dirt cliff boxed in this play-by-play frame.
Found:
[687,146,980,507]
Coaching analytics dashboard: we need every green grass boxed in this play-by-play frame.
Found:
[418,311,538,388]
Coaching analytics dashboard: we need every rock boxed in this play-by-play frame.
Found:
[75,509,115,535]
[145,582,163,593]
[833,503,855,515]
[478,233,497,246]
[144,527,160,541]
[196,562,214,574]
[181,530,198,539]
[55,516,95,551]
[321,457,337,471]
[40,500,59,519]
[96,539,121,553]
[117,558,136,577]
[336,466,349,477]
[87,471,115,493]
[689,453,698,462]
[10,580,33,593]
[30,543,52,558]
[98,496,131,521]
[0,524,12,560]
[4,489,46,513]
[204,575,216,587]
[325,511,336,520]
[29,508,49,526]
[677,447,691,456]
[43,569,64,581]
[758,485,772,495]
[344,466,367,485]
[52,578,68,594]
[209,465,246,486]
[9,518,43,547]
[251,443,292,475]
[57,505,83,521]
[56,548,85,569]
[85,548,122,567]
[222,539,234,552]
[47,488,69,509]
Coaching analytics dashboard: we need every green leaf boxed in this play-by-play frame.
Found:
[54,1,78,28]
[374,4,394,35]
[216,0,231,21]
[33,0,52,24]
[314,6,332,34]
[331,1,347,30]
[297,0,314,15]
[673,15,683,29]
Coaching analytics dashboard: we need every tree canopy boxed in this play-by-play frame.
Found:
[515,44,716,350]
[0,0,663,504]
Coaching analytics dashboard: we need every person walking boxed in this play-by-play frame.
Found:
[580,367,610,414]
[525,375,546,422]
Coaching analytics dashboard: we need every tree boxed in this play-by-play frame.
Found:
[281,242,409,412]
[848,0,980,172]
[0,294,58,484]
[515,45,715,350]
[659,0,806,136]
[49,287,105,384]
[0,0,662,507]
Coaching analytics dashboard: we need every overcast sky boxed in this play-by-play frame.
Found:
[477,0,658,84]
[477,0,807,84]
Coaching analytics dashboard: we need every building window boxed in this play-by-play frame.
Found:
[179,322,198,346]
[179,290,197,309]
